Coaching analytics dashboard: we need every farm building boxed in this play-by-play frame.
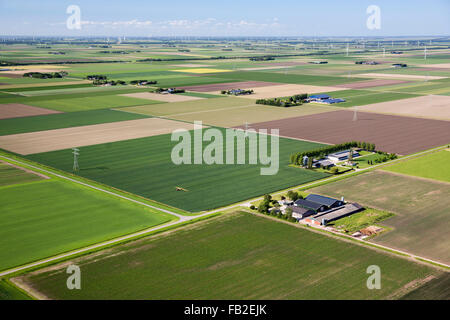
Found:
[289,194,364,225]
[306,94,346,104]
[288,205,315,220]
[294,198,328,213]
[313,159,334,169]
[305,194,344,209]
[310,203,364,226]
[327,150,360,162]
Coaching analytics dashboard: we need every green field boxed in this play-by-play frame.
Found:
[0,162,43,186]
[27,95,156,112]
[0,280,32,300]
[400,273,450,300]
[313,89,419,107]
[26,130,329,212]
[0,178,174,271]
[309,170,450,265]
[18,212,436,299]
[0,109,150,136]
[211,70,369,86]
[383,150,450,183]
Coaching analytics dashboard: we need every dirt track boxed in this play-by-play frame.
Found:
[0,103,61,119]
[239,110,450,155]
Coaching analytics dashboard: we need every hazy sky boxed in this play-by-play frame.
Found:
[0,0,449,37]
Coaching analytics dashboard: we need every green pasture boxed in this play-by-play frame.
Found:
[21,212,435,299]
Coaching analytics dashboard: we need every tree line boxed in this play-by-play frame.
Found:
[290,141,376,165]
[23,71,68,79]
[256,93,307,107]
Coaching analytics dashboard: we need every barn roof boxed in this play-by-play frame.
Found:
[294,199,324,211]
[305,194,341,207]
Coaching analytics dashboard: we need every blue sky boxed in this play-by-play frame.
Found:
[0,0,449,36]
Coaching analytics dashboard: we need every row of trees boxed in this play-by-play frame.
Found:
[249,56,275,61]
[154,87,185,94]
[290,141,376,165]
[86,75,107,80]
[256,93,307,107]
[130,80,157,85]
[92,79,126,86]
[221,89,254,96]
[23,71,68,79]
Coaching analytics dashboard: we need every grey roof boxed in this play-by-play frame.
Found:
[288,205,312,214]
[305,194,341,207]
[312,203,364,223]
[294,199,324,211]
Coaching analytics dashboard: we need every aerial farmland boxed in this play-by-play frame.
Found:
[0,0,449,310]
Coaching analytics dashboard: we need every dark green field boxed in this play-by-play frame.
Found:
[401,273,450,300]
[19,212,437,300]
[26,130,329,212]
[0,109,150,136]
[0,280,32,300]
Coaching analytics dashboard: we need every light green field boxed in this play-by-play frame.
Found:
[0,179,174,271]
[383,150,450,183]
[309,170,450,265]
[119,97,337,127]
[28,94,158,112]
[18,212,436,300]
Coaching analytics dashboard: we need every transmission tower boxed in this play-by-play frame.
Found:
[72,148,80,172]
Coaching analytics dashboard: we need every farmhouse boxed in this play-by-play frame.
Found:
[313,159,334,169]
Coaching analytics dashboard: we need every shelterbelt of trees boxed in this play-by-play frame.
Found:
[256,93,307,107]
[23,71,68,79]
